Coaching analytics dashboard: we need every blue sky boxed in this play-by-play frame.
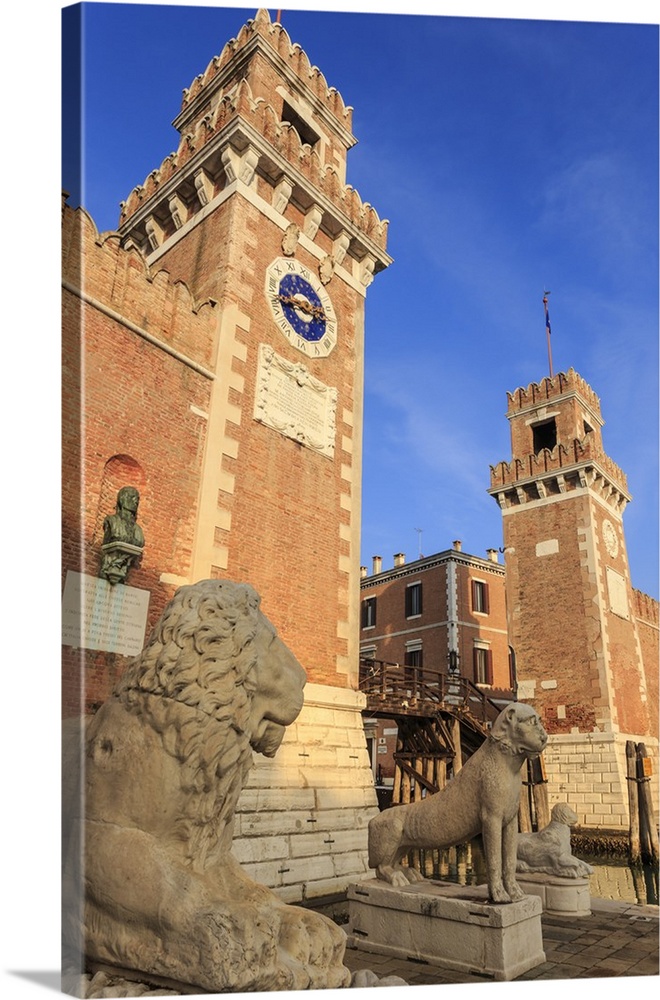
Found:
[62,0,658,600]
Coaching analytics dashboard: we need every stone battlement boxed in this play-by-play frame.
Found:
[489,432,628,493]
[506,368,601,417]
[118,76,388,252]
[632,588,659,626]
[180,9,353,128]
[117,8,390,263]
[62,196,217,370]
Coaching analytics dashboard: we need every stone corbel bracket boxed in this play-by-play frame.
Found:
[221,144,260,186]
[99,542,144,586]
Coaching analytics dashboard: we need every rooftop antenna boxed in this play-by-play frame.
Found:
[414,528,423,559]
[543,290,554,377]
[275,10,283,22]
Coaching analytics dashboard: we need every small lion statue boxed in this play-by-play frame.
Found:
[62,580,350,993]
[517,802,595,878]
[368,702,548,903]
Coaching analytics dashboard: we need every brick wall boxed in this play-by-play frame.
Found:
[632,588,659,737]
[504,496,603,733]
[62,201,217,715]
[151,188,365,685]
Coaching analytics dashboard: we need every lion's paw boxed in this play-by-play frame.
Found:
[403,867,425,883]
[504,881,526,902]
[277,904,350,990]
[488,885,512,904]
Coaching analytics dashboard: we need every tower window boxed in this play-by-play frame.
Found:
[281,101,319,148]
[532,418,557,454]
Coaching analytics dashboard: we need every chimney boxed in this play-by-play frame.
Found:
[360,565,368,579]
[393,552,406,568]
[452,539,462,551]
[372,555,382,575]
[487,548,499,563]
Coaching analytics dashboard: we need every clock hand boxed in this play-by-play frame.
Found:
[277,293,326,322]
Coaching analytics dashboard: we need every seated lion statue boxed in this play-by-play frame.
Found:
[62,580,350,993]
[516,802,595,879]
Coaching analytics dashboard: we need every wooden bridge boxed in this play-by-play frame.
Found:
[360,658,551,838]
[359,658,511,807]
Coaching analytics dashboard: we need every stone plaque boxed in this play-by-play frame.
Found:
[62,570,150,656]
[535,538,559,557]
[606,566,630,620]
[253,343,337,458]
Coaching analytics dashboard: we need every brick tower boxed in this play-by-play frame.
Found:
[488,369,658,834]
[117,8,391,686]
[64,9,391,900]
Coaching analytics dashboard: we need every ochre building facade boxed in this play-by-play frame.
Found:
[359,544,512,694]
[62,9,392,903]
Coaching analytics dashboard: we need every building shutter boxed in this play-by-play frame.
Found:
[486,648,493,685]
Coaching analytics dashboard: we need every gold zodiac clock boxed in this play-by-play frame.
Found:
[265,257,337,358]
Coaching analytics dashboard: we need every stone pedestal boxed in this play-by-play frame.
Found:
[517,872,592,916]
[347,879,545,982]
[234,684,379,903]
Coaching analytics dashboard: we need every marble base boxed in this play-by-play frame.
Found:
[517,871,592,916]
[347,879,545,982]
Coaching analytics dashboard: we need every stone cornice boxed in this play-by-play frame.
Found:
[360,549,505,590]
[488,458,632,514]
[118,113,392,272]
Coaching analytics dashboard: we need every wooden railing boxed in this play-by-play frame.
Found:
[359,658,504,726]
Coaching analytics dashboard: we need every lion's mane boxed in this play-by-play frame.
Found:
[114,579,264,868]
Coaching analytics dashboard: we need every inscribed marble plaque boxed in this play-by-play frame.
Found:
[606,567,630,620]
[62,570,150,655]
[253,343,337,458]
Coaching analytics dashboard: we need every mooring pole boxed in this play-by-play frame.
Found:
[637,742,659,864]
[627,740,642,865]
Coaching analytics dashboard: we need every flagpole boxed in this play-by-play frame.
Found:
[543,291,553,377]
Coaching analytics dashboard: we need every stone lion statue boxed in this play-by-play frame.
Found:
[517,802,595,878]
[62,580,350,993]
[368,702,548,903]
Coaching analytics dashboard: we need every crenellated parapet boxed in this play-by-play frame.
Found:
[506,368,602,419]
[179,9,352,130]
[632,588,659,626]
[62,196,217,372]
[116,9,390,279]
[490,432,628,494]
[119,79,387,249]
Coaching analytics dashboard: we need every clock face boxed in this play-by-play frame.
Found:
[265,257,337,357]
